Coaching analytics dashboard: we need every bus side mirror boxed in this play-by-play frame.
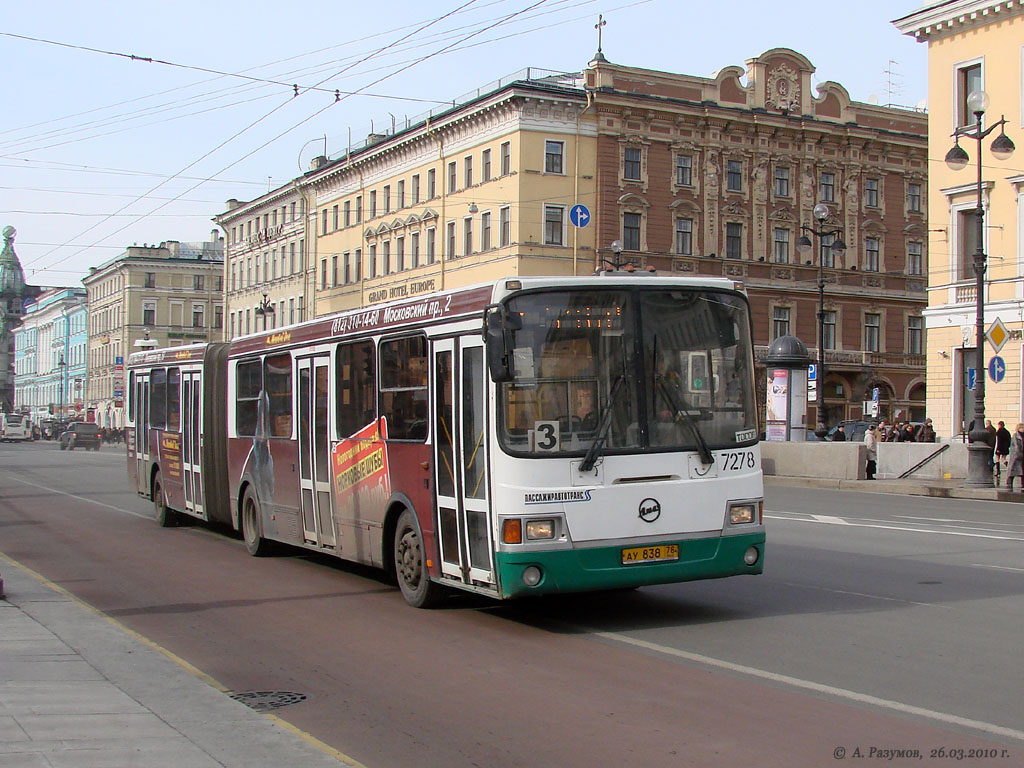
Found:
[483,304,519,383]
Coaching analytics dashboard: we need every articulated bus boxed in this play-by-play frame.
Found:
[126,274,764,607]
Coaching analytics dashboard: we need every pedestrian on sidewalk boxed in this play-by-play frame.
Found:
[917,418,936,443]
[995,421,1011,480]
[1005,423,1024,491]
[832,424,847,442]
[864,424,878,480]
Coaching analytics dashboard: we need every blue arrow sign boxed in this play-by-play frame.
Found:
[989,355,1006,384]
[569,204,591,228]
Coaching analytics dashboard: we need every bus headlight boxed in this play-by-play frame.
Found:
[525,519,555,540]
[743,546,760,566]
[522,566,543,587]
[729,503,757,525]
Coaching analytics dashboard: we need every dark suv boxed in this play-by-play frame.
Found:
[60,422,101,451]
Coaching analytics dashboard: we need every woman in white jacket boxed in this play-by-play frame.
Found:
[864,424,878,480]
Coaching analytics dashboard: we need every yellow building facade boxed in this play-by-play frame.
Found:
[896,2,1024,438]
[307,73,597,315]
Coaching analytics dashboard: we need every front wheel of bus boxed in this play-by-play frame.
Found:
[153,472,178,527]
[241,487,274,557]
[394,509,443,608]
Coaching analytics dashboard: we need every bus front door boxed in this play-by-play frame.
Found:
[181,370,205,520]
[433,337,494,589]
[135,374,150,497]
[298,356,336,549]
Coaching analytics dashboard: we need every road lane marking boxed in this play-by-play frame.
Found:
[765,511,1024,541]
[810,514,850,524]
[777,580,939,608]
[5,476,151,520]
[592,630,1024,743]
[971,564,1024,573]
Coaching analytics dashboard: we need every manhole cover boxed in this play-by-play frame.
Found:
[230,691,307,711]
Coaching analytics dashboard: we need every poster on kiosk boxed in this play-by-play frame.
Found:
[766,368,808,441]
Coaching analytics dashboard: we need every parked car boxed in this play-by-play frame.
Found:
[59,422,101,451]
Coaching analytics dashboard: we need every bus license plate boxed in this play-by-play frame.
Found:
[621,544,679,565]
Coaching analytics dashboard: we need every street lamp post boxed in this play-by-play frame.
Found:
[57,354,66,420]
[254,294,275,330]
[796,202,847,437]
[945,89,1015,487]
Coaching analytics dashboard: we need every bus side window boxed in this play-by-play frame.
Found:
[264,353,293,437]
[379,335,428,441]
[337,340,376,438]
[151,368,167,429]
[236,359,262,437]
[166,367,181,432]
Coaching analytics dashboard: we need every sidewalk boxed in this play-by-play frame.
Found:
[766,473,1024,503]
[0,556,362,768]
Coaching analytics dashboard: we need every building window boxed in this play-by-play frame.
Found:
[499,206,511,247]
[396,237,405,272]
[820,172,835,202]
[356,196,362,223]
[774,166,790,197]
[194,274,205,291]
[821,233,837,268]
[726,160,742,192]
[957,209,979,281]
[544,205,564,246]
[482,149,492,182]
[383,185,391,215]
[143,302,155,326]
[464,156,473,188]
[463,217,473,256]
[369,190,377,219]
[322,209,329,234]
[368,244,379,277]
[332,204,339,230]
[545,140,564,174]
[500,141,511,175]
[623,212,641,250]
[772,306,790,339]
[908,242,923,275]
[354,248,362,281]
[865,178,879,208]
[145,272,156,288]
[412,175,421,205]
[343,252,351,284]
[623,147,642,181]
[823,310,836,350]
[773,228,790,263]
[427,169,436,199]
[397,180,405,209]
[481,212,492,250]
[957,62,982,128]
[675,155,692,186]
[675,218,693,255]
[865,313,880,352]
[382,241,391,274]
[320,258,327,289]
[864,237,880,272]
[448,161,457,193]
[343,200,351,227]
[192,304,205,328]
[725,222,742,259]
[332,254,338,286]
[447,221,456,258]
[426,229,436,264]
[410,232,420,267]
[908,183,922,213]
[908,316,923,355]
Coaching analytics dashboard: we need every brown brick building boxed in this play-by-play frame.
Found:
[586,49,928,428]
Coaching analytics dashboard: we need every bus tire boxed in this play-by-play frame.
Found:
[241,487,274,557]
[153,471,179,527]
[394,509,443,608]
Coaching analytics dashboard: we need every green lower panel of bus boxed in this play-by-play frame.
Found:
[494,532,765,599]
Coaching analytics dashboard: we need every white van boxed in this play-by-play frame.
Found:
[0,413,30,442]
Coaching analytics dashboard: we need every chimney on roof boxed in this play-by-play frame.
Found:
[310,155,328,170]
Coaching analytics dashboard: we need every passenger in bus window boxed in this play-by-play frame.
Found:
[572,383,597,432]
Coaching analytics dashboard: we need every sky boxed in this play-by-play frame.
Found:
[0,0,929,288]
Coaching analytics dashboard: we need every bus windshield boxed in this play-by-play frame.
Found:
[496,287,757,458]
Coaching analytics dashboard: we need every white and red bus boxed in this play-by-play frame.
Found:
[127,274,764,607]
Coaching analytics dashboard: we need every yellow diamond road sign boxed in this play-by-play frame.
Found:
[987,317,1009,354]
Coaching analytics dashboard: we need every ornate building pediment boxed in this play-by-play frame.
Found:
[766,64,800,113]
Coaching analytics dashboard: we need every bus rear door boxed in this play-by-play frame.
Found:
[134,373,150,496]
[433,337,494,590]
[181,369,205,520]
[297,355,336,549]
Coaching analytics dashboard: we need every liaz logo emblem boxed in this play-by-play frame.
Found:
[638,498,661,523]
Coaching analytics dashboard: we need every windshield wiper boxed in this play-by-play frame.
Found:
[578,374,626,473]
[654,374,714,466]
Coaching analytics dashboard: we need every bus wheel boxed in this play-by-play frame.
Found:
[394,509,443,608]
[153,472,178,527]
[241,487,274,557]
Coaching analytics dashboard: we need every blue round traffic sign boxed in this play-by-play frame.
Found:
[989,355,1006,384]
[569,204,591,228]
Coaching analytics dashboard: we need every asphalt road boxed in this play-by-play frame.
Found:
[1,441,1021,767]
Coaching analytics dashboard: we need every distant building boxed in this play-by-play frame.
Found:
[895,1,1024,438]
[0,226,43,412]
[81,236,224,428]
[13,287,88,419]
